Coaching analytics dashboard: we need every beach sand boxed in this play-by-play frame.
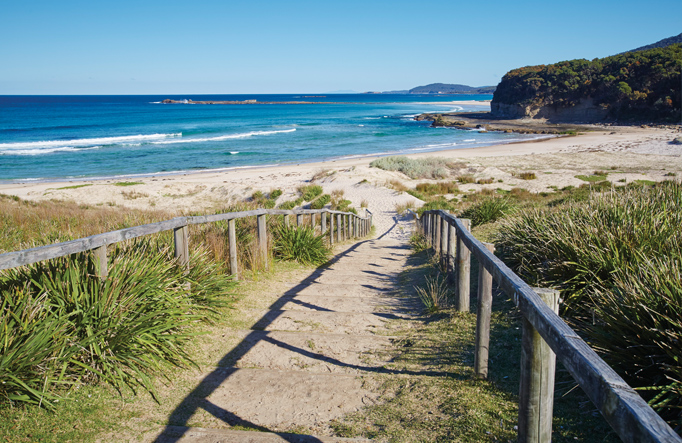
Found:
[2,124,680,241]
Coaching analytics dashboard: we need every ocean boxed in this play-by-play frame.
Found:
[0,94,543,182]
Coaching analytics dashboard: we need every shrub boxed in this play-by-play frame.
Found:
[459,198,516,227]
[477,178,494,185]
[518,172,536,180]
[269,189,283,200]
[272,226,330,266]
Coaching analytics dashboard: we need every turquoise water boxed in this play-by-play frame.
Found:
[0,94,540,182]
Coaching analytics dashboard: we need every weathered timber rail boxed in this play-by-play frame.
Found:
[0,208,373,280]
[413,209,681,443]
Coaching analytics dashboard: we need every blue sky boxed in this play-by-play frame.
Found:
[1,0,679,94]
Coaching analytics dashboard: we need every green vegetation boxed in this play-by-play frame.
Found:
[495,180,682,426]
[309,194,331,209]
[113,181,144,187]
[0,239,235,407]
[370,156,460,179]
[456,174,475,184]
[299,184,323,201]
[493,44,682,122]
[575,172,608,182]
[460,197,517,227]
[56,184,93,190]
[272,225,330,266]
[415,181,459,196]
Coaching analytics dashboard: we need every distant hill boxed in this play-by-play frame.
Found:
[407,83,495,94]
[377,83,495,94]
[622,33,682,54]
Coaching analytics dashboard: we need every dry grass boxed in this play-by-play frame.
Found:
[456,174,476,184]
[385,179,408,193]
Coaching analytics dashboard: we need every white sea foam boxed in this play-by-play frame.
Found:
[0,133,181,153]
[1,146,104,156]
[230,151,239,154]
[464,139,476,142]
[151,128,296,145]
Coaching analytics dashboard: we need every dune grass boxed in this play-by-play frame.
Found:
[495,180,682,427]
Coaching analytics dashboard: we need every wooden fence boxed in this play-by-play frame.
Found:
[414,209,681,443]
[0,208,373,281]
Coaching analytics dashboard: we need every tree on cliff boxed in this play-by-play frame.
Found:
[492,44,681,122]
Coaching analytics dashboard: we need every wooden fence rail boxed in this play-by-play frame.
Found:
[0,208,373,281]
[411,209,680,443]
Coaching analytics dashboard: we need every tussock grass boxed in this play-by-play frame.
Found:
[385,179,408,192]
[298,184,323,201]
[0,238,235,407]
[309,194,331,209]
[415,181,459,195]
[456,174,476,184]
[460,197,517,227]
[272,225,330,266]
[496,180,682,426]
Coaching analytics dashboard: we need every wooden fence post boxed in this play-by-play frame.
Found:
[440,214,448,268]
[447,222,456,285]
[474,242,495,379]
[519,288,561,443]
[296,213,302,227]
[456,219,471,312]
[321,212,327,234]
[228,218,239,281]
[285,214,290,227]
[94,245,108,278]
[337,214,342,243]
[257,214,268,269]
[174,225,189,271]
[310,213,315,231]
[330,213,335,245]
[433,214,440,250]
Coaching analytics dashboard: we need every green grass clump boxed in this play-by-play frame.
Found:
[269,189,283,200]
[278,200,297,210]
[495,181,682,426]
[415,181,459,196]
[113,181,144,187]
[575,173,608,182]
[518,172,537,180]
[0,239,236,407]
[416,198,457,215]
[459,197,516,227]
[299,184,323,202]
[309,194,331,209]
[272,225,330,266]
[370,156,453,179]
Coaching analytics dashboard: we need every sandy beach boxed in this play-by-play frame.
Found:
[2,124,680,240]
